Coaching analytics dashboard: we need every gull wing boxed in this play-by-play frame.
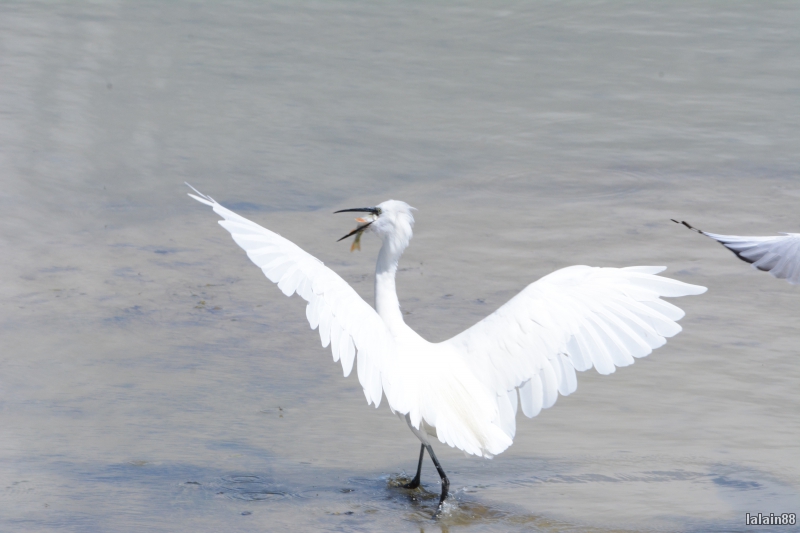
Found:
[188,186,397,409]
[443,266,706,438]
[677,221,800,285]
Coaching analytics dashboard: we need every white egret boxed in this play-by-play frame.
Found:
[674,220,800,285]
[188,185,706,513]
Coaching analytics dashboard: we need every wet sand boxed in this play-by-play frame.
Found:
[1,1,798,531]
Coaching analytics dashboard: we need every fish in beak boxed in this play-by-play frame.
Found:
[334,207,381,252]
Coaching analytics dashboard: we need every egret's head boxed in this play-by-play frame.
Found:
[335,200,415,252]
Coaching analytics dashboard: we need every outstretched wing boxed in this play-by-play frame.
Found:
[675,221,800,285]
[443,266,706,438]
[188,186,395,408]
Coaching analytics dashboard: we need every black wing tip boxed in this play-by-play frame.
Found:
[672,219,704,234]
[672,219,759,264]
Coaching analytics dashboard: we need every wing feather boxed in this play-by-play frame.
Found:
[496,391,516,439]
[188,187,398,409]
[444,265,706,423]
[540,361,559,408]
[318,301,332,348]
[698,229,800,285]
[519,377,543,418]
[330,319,342,362]
[341,335,356,377]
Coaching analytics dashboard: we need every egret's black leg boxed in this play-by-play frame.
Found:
[403,444,425,489]
[425,444,450,514]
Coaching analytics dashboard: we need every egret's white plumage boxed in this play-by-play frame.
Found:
[675,220,800,285]
[189,186,706,509]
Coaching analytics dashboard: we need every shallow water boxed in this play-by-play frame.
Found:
[1,1,799,531]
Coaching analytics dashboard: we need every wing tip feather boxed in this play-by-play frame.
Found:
[185,183,217,206]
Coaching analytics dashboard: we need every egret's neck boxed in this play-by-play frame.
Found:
[375,237,408,333]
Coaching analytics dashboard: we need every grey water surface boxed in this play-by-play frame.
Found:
[1,1,799,532]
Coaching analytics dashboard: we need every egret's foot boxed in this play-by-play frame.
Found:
[424,443,449,519]
[402,479,421,489]
[403,443,425,490]
[431,478,449,518]
[432,501,446,519]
